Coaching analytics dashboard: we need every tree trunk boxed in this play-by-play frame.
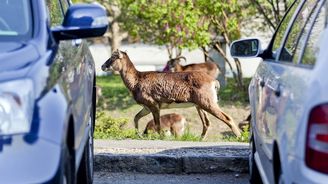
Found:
[110,21,121,52]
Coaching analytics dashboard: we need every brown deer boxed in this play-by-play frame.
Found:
[165,56,220,79]
[101,50,241,139]
[143,113,186,137]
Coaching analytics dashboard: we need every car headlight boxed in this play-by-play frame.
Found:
[0,79,34,135]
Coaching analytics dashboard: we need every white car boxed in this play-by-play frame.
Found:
[230,0,328,183]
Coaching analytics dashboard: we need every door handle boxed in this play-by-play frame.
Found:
[267,80,281,97]
[274,88,281,97]
[259,78,265,87]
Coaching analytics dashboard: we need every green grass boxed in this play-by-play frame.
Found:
[96,75,135,110]
[95,75,250,142]
[219,78,251,106]
[94,111,201,141]
[221,125,250,143]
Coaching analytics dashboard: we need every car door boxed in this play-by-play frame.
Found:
[46,0,91,155]
[253,0,326,180]
[252,1,302,177]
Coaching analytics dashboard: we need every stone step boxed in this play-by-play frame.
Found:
[94,140,249,174]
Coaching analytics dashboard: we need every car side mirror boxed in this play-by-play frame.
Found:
[52,3,108,41]
[230,38,261,58]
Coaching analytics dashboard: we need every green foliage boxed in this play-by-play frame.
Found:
[219,78,251,106]
[94,111,137,139]
[119,0,211,51]
[196,0,242,41]
[96,75,135,110]
[46,0,64,26]
[222,124,249,142]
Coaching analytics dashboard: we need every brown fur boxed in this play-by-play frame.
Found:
[101,50,241,138]
[144,113,186,137]
[167,57,220,79]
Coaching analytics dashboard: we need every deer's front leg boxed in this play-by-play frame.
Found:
[134,107,150,131]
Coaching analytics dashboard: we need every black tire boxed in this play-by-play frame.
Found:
[62,146,74,184]
[249,136,262,184]
[77,108,94,184]
[277,169,285,184]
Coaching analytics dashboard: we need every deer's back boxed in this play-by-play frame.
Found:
[133,71,214,103]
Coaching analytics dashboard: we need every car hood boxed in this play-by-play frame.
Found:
[0,42,39,74]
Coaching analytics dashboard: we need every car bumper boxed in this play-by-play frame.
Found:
[0,134,62,184]
[288,155,328,184]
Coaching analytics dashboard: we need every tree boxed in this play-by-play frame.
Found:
[247,0,293,32]
[78,0,128,52]
[119,0,210,58]
[196,0,245,89]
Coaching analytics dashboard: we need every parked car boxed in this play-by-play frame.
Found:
[230,0,328,183]
[0,0,108,183]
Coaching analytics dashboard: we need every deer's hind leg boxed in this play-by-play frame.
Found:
[196,107,211,139]
[204,104,241,137]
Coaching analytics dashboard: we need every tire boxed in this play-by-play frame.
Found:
[277,170,285,184]
[249,135,263,184]
[77,108,94,184]
[62,146,73,184]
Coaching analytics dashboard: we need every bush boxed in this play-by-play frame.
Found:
[94,111,139,139]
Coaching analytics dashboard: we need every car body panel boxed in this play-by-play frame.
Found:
[233,0,328,183]
[0,0,107,182]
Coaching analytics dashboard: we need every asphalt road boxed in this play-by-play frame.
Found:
[94,172,249,184]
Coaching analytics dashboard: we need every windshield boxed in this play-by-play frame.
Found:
[0,0,32,41]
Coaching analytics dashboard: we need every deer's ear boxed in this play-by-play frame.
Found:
[118,51,123,59]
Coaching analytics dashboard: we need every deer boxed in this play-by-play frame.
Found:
[143,113,186,137]
[164,56,220,79]
[163,55,221,137]
[101,50,241,139]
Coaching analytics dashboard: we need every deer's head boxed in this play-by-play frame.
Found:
[165,56,186,72]
[101,50,125,72]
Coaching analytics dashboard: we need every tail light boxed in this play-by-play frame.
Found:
[305,104,328,174]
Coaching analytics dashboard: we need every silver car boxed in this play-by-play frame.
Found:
[230,0,328,183]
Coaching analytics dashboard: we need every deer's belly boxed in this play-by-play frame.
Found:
[160,102,194,109]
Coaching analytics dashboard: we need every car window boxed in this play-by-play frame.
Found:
[279,0,319,63]
[46,0,70,27]
[0,0,32,41]
[272,0,301,59]
[301,2,327,66]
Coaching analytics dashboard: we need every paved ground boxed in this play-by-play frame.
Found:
[94,172,249,184]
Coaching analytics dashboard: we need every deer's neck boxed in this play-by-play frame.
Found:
[120,57,139,91]
[175,64,184,72]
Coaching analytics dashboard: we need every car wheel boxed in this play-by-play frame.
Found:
[77,109,94,184]
[278,172,285,184]
[63,146,73,184]
[276,163,285,184]
[249,135,262,184]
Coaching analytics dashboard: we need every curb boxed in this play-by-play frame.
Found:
[95,154,248,174]
[94,140,249,174]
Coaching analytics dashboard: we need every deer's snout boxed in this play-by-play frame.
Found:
[101,64,109,71]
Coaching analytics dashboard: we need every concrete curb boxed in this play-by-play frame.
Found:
[94,140,249,174]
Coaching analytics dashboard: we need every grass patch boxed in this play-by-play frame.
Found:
[94,111,202,141]
[221,125,250,142]
[95,75,250,142]
[96,75,135,110]
[219,78,251,106]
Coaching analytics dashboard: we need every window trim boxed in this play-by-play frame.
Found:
[273,0,305,62]
[297,0,326,66]
[279,1,320,63]
[262,0,303,62]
